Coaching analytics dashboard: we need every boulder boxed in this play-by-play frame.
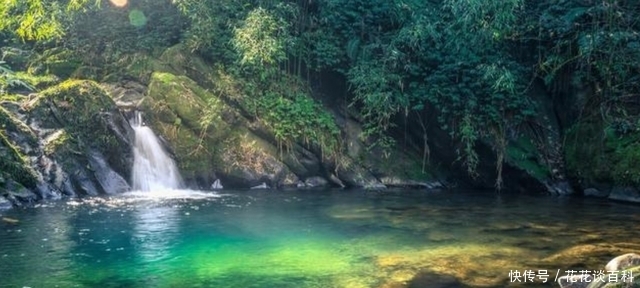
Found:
[556,253,640,288]
[1,80,135,205]
[605,253,640,272]
[557,274,591,288]
[584,188,610,198]
[304,176,329,188]
[141,72,303,189]
[609,187,640,203]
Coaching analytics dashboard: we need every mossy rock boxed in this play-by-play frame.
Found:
[0,105,38,147]
[0,140,38,190]
[157,45,217,87]
[506,136,550,181]
[0,106,38,189]
[565,120,640,186]
[27,80,132,181]
[142,72,236,183]
[143,71,299,187]
[31,80,116,130]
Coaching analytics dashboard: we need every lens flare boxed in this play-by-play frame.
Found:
[109,0,128,7]
[129,9,148,28]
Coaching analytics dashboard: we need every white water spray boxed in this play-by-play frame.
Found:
[130,112,182,191]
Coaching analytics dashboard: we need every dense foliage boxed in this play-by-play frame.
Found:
[1,0,639,187]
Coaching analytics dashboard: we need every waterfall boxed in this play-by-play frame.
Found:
[130,112,182,191]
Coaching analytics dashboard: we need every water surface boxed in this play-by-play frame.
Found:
[1,189,639,288]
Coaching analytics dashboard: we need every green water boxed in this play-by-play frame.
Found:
[0,189,639,288]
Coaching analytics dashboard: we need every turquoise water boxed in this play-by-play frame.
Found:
[0,189,639,288]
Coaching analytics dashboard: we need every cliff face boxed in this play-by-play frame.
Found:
[1,80,134,206]
[0,45,441,207]
[2,42,640,207]
[113,45,441,190]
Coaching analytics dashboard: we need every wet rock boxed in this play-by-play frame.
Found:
[558,274,591,288]
[556,253,640,288]
[605,253,640,272]
[380,177,447,190]
[304,176,329,188]
[250,182,269,189]
[546,180,575,195]
[1,80,135,205]
[103,81,147,109]
[584,188,610,198]
[139,45,445,190]
[210,179,223,190]
[0,196,13,210]
[87,151,131,194]
[609,187,640,203]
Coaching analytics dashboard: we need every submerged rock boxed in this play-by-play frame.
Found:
[250,182,269,190]
[304,176,329,188]
[609,187,640,203]
[584,188,610,198]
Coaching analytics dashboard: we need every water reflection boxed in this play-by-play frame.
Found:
[0,190,639,288]
[0,203,75,287]
[132,205,180,263]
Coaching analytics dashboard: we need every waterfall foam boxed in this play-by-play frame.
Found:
[130,112,182,191]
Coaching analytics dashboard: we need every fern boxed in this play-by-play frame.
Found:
[0,61,36,94]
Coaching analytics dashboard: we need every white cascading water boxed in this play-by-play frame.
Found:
[130,112,182,191]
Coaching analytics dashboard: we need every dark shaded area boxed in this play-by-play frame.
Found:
[408,272,468,288]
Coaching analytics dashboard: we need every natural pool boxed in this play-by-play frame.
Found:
[0,189,639,288]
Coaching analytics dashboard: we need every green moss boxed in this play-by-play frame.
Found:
[605,127,640,184]
[506,136,550,180]
[0,94,24,102]
[157,44,217,85]
[13,72,59,89]
[148,72,216,130]
[0,108,38,188]
[257,88,340,154]
[372,146,434,181]
[143,72,235,179]
[0,106,38,147]
[44,130,70,156]
[565,121,640,185]
[0,141,38,189]
[34,80,114,125]
[28,80,127,174]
